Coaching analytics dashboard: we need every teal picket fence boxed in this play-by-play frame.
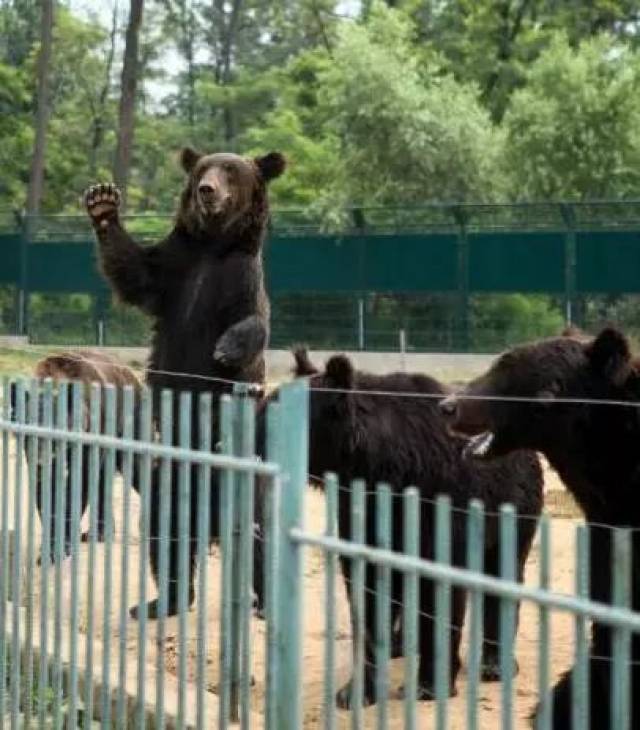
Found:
[0,376,308,729]
[1,375,638,728]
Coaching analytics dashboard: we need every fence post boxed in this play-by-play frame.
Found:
[267,379,308,730]
[93,289,109,346]
[560,203,577,327]
[451,206,470,353]
[17,220,28,337]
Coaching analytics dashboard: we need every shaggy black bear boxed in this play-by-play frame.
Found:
[83,148,285,618]
[439,327,640,729]
[263,348,543,707]
[11,350,141,558]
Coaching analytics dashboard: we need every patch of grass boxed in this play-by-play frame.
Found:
[0,346,52,377]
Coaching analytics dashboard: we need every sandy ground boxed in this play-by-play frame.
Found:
[3,443,581,729]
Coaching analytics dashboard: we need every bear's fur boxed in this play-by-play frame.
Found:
[11,350,141,558]
[439,327,640,729]
[83,148,284,618]
[263,348,543,707]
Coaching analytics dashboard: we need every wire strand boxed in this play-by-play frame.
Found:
[4,345,640,409]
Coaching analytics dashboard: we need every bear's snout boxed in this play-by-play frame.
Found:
[198,182,216,198]
[196,168,231,211]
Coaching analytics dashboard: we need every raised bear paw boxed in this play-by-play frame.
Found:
[83,183,121,228]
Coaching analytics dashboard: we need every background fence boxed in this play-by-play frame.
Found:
[3,202,640,351]
[2,375,640,728]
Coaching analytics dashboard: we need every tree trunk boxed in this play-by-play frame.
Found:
[26,0,55,216]
[88,1,118,179]
[113,0,144,210]
[220,0,242,147]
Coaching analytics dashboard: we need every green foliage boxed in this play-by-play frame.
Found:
[242,51,340,210]
[3,0,640,351]
[0,61,31,205]
[469,294,565,351]
[502,33,640,200]
[320,4,505,206]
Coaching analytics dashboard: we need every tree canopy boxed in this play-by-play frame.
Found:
[2,0,640,213]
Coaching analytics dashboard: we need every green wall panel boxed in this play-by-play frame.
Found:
[8,229,640,298]
[0,235,21,283]
[469,232,565,293]
[266,235,361,293]
[576,231,640,293]
[28,241,102,292]
[361,234,457,292]
[266,234,458,293]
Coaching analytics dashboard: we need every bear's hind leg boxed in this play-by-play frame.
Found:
[130,464,196,620]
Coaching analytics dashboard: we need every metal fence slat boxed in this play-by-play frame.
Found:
[323,473,338,730]
[155,388,174,730]
[499,504,517,730]
[68,380,83,729]
[573,525,590,730]
[196,392,212,730]
[434,494,451,730]
[466,499,485,730]
[136,386,153,729]
[100,384,116,729]
[403,488,420,730]
[350,478,366,729]
[83,383,101,728]
[177,391,192,730]
[264,402,283,730]
[375,483,392,730]
[537,515,552,730]
[612,528,632,730]
[115,384,133,730]
[218,395,236,727]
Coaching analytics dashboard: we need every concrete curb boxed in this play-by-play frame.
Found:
[2,603,258,728]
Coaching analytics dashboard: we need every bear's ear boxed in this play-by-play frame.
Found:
[254,152,286,182]
[325,355,355,390]
[586,327,632,386]
[292,346,319,377]
[180,147,202,174]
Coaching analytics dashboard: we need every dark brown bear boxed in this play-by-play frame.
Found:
[261,348,543,707]
[439,327,640,730]
[11,350,141,558]
[83,148,285,619]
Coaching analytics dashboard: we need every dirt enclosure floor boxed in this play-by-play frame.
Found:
[4,445,581,729]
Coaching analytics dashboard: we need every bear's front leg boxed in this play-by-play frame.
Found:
[82,182,160,314]
[213,315,268,368]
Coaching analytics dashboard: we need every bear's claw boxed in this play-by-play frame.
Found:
[83,182,121,225]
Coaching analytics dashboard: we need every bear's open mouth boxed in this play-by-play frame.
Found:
[462,431,495,459]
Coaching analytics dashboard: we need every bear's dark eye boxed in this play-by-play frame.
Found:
[223,162,235,173]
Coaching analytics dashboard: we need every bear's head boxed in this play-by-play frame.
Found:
[177,147,286,243]
[255,347,357,479]
[292,348,357,476]
[439,327,640,462]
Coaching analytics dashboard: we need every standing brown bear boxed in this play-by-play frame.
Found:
[83,148,285,618]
